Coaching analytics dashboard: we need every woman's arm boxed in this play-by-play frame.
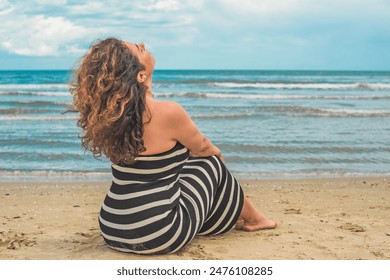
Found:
[164,101,223,161]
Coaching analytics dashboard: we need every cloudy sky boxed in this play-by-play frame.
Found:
[0,0,389,70]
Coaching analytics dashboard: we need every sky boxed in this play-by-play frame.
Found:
[0,0,389,70]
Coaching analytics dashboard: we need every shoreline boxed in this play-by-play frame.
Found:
[1,176,389,260]
[1,171,390,183]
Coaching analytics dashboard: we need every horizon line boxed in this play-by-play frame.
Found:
[1,68,390,72]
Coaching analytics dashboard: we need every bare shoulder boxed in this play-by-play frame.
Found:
[148,99,206,152]
[152,100,186,119]
[156,100,183,111]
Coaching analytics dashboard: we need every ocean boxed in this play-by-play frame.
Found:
[0,70,389,181]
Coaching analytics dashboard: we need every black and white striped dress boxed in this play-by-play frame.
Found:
[99,142,244,255]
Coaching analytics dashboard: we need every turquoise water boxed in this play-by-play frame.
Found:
[1,70,390,181]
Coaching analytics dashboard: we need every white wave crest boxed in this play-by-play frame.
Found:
[212,82,390,90]
[0,115,77,121]
[192,113,256,119]
[291,107,390,117]
[153,91,390,100]
[0,90,70,96]
[0,83,68,90]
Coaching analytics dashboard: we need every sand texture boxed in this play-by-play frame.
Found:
[1,177,389,260]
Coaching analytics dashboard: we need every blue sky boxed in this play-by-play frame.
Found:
[0,0,389,70]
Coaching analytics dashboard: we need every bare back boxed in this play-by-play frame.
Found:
[139,97,177,155]
[139,96,221,159]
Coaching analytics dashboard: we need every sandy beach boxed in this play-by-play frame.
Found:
[1,177,389,260]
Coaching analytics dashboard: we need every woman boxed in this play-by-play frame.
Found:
[70,38,276,255]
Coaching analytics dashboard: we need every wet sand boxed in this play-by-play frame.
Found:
[1,177,389,260]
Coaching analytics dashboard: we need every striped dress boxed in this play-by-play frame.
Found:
[99,142,244,255]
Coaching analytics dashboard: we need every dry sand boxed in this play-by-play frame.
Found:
[1,177,389,260]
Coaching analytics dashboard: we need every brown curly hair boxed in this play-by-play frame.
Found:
[69,38,150,165]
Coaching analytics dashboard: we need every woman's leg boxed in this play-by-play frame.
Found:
[235,195,277,231]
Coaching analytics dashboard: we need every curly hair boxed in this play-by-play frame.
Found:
[69,38,150,165]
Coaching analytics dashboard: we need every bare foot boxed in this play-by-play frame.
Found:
[237,196,277,231]
[235,217,245,230]
[236,214,277,231]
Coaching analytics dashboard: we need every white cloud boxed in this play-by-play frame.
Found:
[36,0,67,5]
[1,13,93,56]
[0,0,14,15]
[67,2,107,16]
[1,0,389,70]
[0,0,207,57]
[137,0,183,11]
[64,0,202,45]
[218,0,302,15]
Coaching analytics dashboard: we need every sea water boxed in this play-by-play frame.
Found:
[0,70,389,181]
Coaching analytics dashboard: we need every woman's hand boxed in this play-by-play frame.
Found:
[189,147,225,163]
[215,147,225,163]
